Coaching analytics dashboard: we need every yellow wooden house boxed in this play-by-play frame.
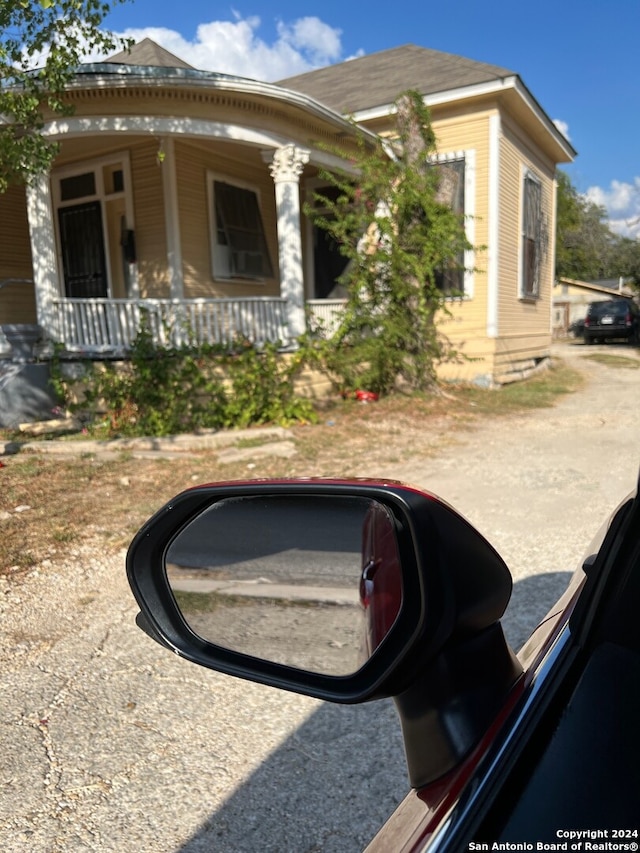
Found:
[281,44,576,383]
[0,40,575,386]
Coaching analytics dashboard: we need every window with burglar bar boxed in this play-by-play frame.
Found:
[210,179,273,280]
[432,157,466,296]
[521,172,543,299]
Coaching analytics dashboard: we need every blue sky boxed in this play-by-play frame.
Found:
[101,0,640,237]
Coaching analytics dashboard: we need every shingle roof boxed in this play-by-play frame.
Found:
[105,37,196,70]
[278,44,515,115]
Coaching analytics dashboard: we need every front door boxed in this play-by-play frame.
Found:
[58,201,108,298]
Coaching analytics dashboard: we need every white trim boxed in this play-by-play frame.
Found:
[42,115,291,151]
[52,150,130,189]
[354,78,519,122]
[465,149,476,299]
[26,175,60,340]
[121,155,139,298]
[206,171,271,283]
[429,149,476,299]
[51,151,137,301]
[40,116,363,175]
[549,175,559,333]
[487,113,501,338]
[519,167,543,300]
[352,76,575,162]
[65,69,380,145]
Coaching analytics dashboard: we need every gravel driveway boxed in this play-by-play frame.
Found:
[1,342,639,853]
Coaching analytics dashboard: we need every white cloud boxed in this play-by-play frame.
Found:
[276,17,343,67]
[111,15,345,81]
[586,178,640,238]
[552,119,570,141]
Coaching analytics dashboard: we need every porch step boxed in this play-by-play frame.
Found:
[0,324,44,361]
[0,362,59,428]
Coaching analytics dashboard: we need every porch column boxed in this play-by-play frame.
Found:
[265,144,310,340]
[26,174,61,342]
[161,137,184,300]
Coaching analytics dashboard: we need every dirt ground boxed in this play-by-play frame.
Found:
[0,340,639,853]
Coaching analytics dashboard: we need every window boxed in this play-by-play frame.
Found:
[60,172,96,201]
[308,183,351,299]
[521,172,543,299]
[211,179,273,280]
[432,157,466,296]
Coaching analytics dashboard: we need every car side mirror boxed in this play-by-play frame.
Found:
[163,492,404,677]
[127,479,523,786]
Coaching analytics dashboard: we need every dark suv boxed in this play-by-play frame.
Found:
[583,298,639,344]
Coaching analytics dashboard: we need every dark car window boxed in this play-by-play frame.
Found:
[476,642,640,843]
[588,301,630,318]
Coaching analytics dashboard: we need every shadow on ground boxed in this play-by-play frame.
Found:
[176,570,574,853]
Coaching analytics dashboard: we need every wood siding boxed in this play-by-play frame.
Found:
[0,185,37,323]
[494,114,556,376]
[431,111,492,370]
[174,140,280,298]
[130,141,169,297]
[2,77,565,382]
[364,97,563,383]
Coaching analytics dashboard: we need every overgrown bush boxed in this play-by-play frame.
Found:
[52,326,317,438]
[305,90,475,396]
[223,339,316,428]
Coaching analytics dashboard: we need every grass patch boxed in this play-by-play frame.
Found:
[0,359,583,578]
[172,588,320,613]
[172,589,223,613]
[453,362,584,415]
[235,435,283,449]
[581,353,640,370]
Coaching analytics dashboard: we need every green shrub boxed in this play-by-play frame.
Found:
[223,340,317,428]
[52,326,316,437]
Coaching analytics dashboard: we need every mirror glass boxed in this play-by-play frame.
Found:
[165,494,403,676]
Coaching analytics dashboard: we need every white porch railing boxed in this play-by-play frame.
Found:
[306,299,347,337]
[52,297,293,352]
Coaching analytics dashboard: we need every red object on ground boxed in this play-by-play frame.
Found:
[355,389,379,402]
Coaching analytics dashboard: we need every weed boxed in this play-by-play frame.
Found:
[52,324,316,438]
[453,362,584,415]
[0,359,583,577]
[581,353,640,370]
[222,341,317,428]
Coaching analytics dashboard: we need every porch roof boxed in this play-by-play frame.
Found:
[64,55,380,147]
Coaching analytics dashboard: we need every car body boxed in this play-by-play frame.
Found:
[583,298,640,344]
[127,476,640,851]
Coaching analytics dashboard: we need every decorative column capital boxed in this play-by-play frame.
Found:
[265,145,310,184]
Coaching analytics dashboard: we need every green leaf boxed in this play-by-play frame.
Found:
[305,91,475,394]
[1,0,132,190]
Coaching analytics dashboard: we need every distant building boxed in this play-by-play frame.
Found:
[553,277,636,335]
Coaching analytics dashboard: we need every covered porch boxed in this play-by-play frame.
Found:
[0,294,347,359]
[0,48,368,366]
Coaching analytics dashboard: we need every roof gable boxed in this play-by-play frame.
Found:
[105,37,196,70]
[278,44,515,115]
